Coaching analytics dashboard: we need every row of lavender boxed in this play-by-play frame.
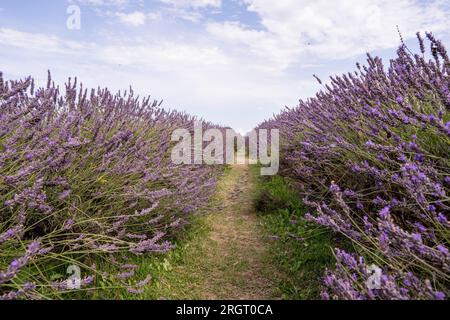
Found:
[257,33,449,299]
[0,72,223,299]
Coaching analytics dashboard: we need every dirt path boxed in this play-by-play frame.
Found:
[152,163,282,300]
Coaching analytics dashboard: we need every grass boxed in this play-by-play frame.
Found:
[94,213,212,300]
[90,163,282,300]
[250,165,336,300]
[81,163,337,300]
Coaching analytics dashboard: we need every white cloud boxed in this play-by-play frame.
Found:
[159,0,221,9]
[116,11,147,26]
[3,0,450,130]
[0,25,313,130]
[71,0,220,23]
[206,21,299,71]
[72,0,221,8]
[208,0,450,71]
[69,0,136,6]
[0,28,79,54]
[158,0,221,22]
[0,28,226,67]
[99,43,228,67]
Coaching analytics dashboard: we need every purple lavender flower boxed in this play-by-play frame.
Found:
[256,33,450,300]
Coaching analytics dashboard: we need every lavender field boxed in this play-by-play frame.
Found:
[257,33,450,300]
[1,32,449,301]
[0,73,224,299]
[0,1,449,303]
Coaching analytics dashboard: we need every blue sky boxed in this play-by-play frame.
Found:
[1,0,449,133]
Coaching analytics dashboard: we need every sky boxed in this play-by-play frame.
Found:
[0,0,449,133]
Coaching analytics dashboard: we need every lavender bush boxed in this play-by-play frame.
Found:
[258,32,449,300]
[0,72,224,299]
